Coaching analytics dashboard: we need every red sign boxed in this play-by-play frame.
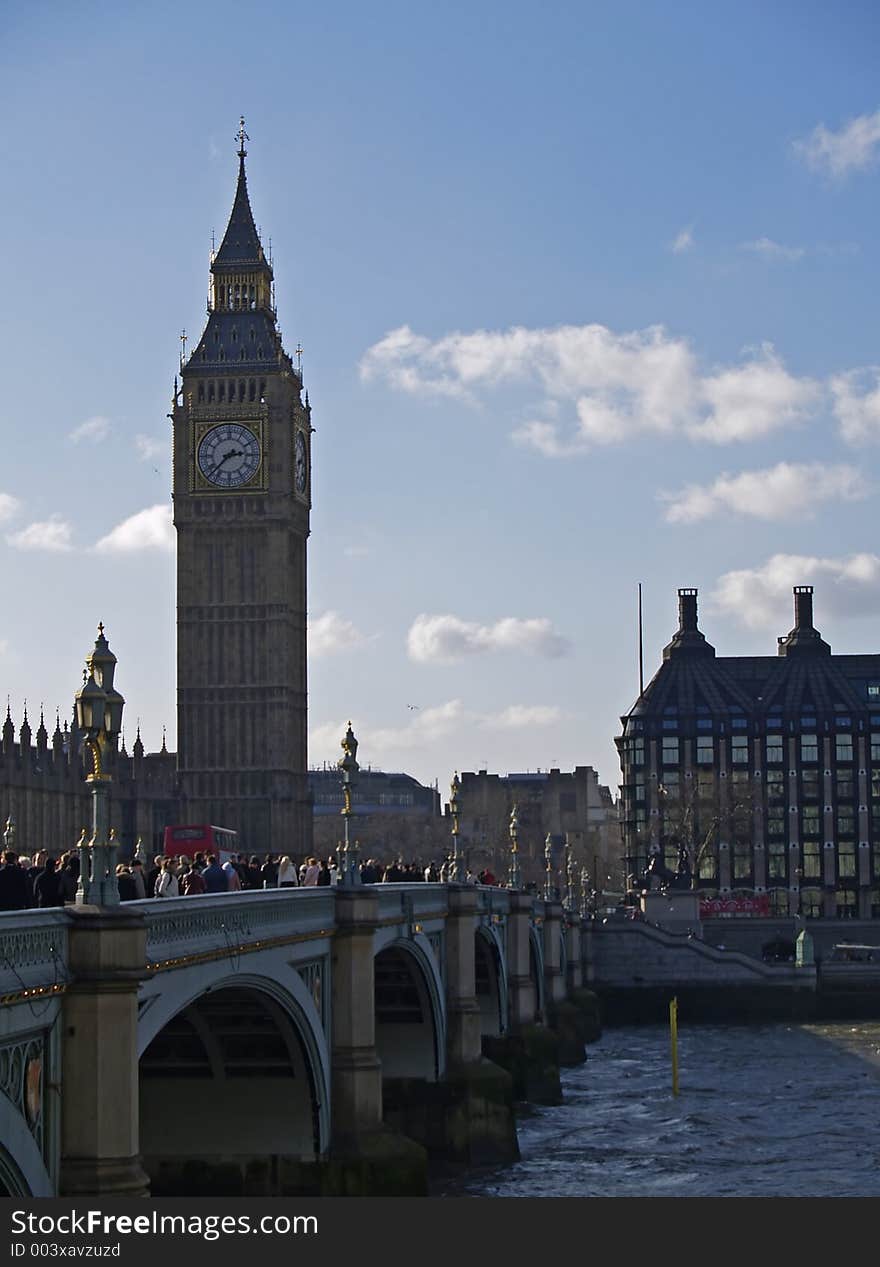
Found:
[700,894,771,918]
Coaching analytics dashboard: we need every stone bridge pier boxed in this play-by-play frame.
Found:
[58,907,149,1198]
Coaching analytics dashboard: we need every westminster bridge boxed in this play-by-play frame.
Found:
[0,883,605,1197]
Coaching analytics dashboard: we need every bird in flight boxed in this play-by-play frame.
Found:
[407,704,420,711]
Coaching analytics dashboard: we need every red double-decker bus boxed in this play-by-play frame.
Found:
[162,824,237,864]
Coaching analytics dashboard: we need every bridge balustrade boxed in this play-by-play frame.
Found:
[0,910,69,1005]
[131,888,336,971]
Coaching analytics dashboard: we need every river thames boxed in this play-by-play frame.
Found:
[443,1021,880,1197]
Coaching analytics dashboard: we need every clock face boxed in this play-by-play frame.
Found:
[197,423,261,488]
[295,430,308,494]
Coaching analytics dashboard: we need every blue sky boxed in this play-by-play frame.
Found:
[2,1,880,795]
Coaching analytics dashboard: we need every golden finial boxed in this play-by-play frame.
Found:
[237,116,249,159]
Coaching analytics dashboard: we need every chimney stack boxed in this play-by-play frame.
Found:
[663,587,714,660]
[777,585,830,657]
[678,588,699,632]
[793,585,814,630]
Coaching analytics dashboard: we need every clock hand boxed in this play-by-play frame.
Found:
[217,447,244,467]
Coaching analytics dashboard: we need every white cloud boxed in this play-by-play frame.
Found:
[511,420,586,457]
[94,504,174,553]
[362,323,818,450]
[661,461,868,524]
[135,435,166,462]
[711,553,880,630]
[0,494,21,524]
[7,516,73,552]
[740,237,805,263]
[407,614,571,664]
[831,368,880,444]
[310,700,465,759]
[794,109,880,177]
[670,225,694,254]
[69,415,111,444]
[310,698,562,763]
[309,611,366,656]
[488,704,563,729]
[697,344,819,443]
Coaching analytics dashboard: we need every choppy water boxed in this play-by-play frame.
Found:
[448,1021,880,1197]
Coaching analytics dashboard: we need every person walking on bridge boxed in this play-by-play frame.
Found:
[33,857,63,908]
[202,854,228,893]
[155,857,179,898]
[277,856,298,887]
[0,852,29,911]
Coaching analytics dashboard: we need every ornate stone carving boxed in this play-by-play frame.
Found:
[0,1034,46,1157]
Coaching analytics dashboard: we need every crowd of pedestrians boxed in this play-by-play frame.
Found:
[0,846,504,910]
[135,853,502,895]
[0,848,83,909]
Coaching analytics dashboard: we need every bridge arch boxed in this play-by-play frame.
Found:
[137,970,329,1194]
[373,936,445,1082]
[0,1088,52,1197]
[529,925,546,1022]
[475,924,508,1037]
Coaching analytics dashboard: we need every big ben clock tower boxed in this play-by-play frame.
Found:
[173,121,312,854]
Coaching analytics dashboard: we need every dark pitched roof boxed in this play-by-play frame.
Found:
[187,309,285,372]
[213,157,268,268]
[623,587,880,725]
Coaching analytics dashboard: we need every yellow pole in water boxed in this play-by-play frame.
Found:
[670,996,679,1097]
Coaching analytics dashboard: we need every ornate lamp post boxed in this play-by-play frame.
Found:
[507,803,521,890]
[564,835,577,912]
[74,625,125,906]
[3,815,15,853]
[579,865,591,917]
[337,722,361,886]
[449,773,465,882]
[544,832,556,901]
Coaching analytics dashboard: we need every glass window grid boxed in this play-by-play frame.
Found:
[801,770,820,800]
[838,840,857,877]
[662,738,679,765]
[767,809,786,838]
[835,888,858,918]
[802,890,823,919]
[768,842,786,879]
[802,807,821,837]
[802,840,821,879]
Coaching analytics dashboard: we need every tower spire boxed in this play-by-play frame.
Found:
[237,115,249,162]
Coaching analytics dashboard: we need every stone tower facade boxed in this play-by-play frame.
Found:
[173,128,312,855]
